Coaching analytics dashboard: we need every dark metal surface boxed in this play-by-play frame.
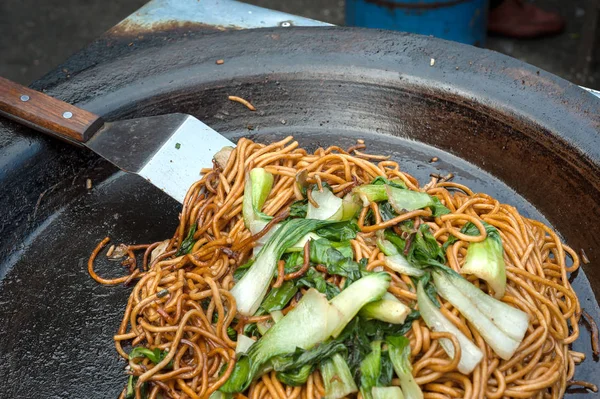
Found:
[89,114,189,172]
[88,113,234,202]
[1,27,599,398]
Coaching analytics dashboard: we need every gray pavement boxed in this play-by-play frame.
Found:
[0,0,598,89]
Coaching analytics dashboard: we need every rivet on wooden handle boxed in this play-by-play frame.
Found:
[0,76,103,143]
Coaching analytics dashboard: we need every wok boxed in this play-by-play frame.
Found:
[0,27,599,398]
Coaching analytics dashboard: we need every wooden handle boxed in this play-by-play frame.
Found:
[0,76,103,143]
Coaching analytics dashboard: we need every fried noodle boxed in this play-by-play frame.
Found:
[89,136,597,399]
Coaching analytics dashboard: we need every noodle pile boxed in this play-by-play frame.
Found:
[89,136,597,399]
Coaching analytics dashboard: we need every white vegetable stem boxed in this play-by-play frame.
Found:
[328,273,391,337]
[372,387,405,399]
[320,353,359,399]
[306,187,343,221]
[460,230,507,299]
[416,280,483,374]
[247,273,390,375]
[384,254,424,277]
[232,218,330,316]
[433,272,529,360]
[243,168,274,228]
[359,293,411,324]
[248,289,334,367]
[235,335,255,354]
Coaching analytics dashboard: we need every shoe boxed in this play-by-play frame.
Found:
[488,0,566,39]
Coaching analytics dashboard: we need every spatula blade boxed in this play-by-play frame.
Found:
[87,113,234,203]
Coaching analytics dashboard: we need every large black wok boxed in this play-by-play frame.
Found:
[0,27,599,398]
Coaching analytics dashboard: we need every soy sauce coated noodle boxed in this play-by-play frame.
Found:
[88,137,598,398]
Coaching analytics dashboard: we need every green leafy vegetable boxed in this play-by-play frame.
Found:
[289,200,308,218]
[333,312,419,384]
[219,356,252,393]
[371,176,407,189]
[256,319,274,335]
[359,293,411,324]
[231,218,336,316]
[296,268,341,300]
[176,223,197,256]
[354,184,389,204]
[285,232,320,253]
[417,272,441,308]
[258,280,298,314]
[309,238,361,283]
[320,353,358,399]
[376,236,399,256]
[307,186,344,221]
[125,375,147,399]
[222,289,333,392]
[378,351,395,387]
[359,341,383,399]
[416,279,483,374]
[384,254,425,277]
[315,221,359,242]
[378,202,398,222]
[329,273,391,338]
[353,176,406,207]
[228,326,238,341]
[372,387,405,399]
[277,364,313,386]
[129,347,172,369]
[386,336,423,399]
[270,341,347,374]
[209,391,233,399]
[406,225,446,268]
[243,168,274,228]
[384,229,407,254]
[223,274,391,392]
[310,238,354,262]
[432,271,529,360]
[236,335,255,354]
[341,193,362,220]
[386,185,450,217]
[459,222,506,299]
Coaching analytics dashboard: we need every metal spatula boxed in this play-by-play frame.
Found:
[0,77,234,203]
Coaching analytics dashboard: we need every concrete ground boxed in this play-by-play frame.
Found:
[0,0,598,90]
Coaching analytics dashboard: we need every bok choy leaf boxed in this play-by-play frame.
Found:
[386,186,450,217]
[432,271,528,360]
[236,335,255,354]
[329,273,391,338]
[307,186,343,221]
[341,192,362,220]
[129,347,172,368]
[386,336,423,399]
[223,274,391,392]
[459,222,507,299]
[243,168,274,228]
[359,341,382,399]
[416,280,483,374]
[320,353,358,399]
[276,364,313,386]
[372,387,404,399]
[359,293,411,324]
[231,218,334,316]
[176,223,197,256]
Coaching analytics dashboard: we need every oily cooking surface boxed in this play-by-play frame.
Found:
[0,27,599,398]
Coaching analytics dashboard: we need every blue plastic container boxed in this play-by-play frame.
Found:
[346,0,489,46]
